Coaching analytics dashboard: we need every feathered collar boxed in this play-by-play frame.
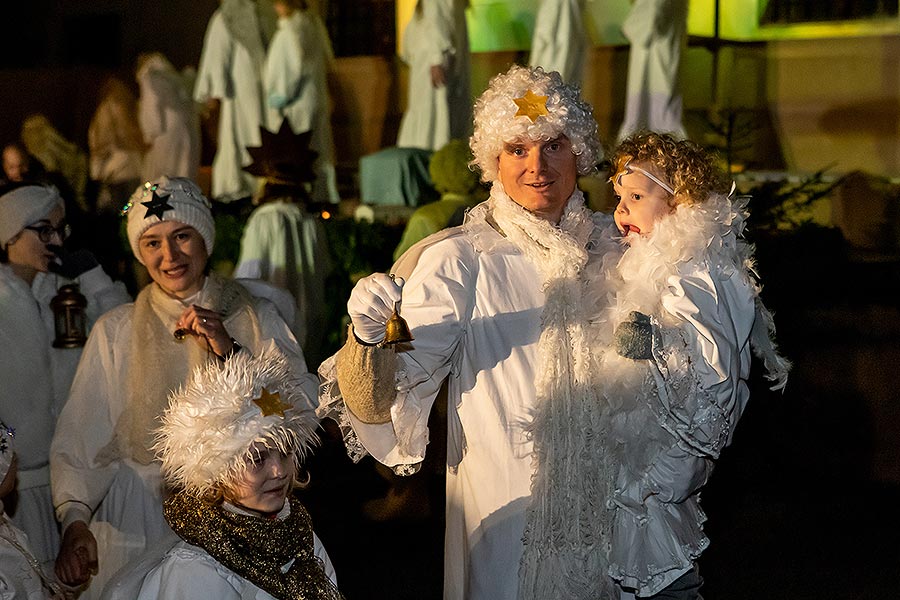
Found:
[612,191,754,323]
[603,191,790,389]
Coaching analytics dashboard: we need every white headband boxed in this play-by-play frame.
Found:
[613,161,675,196]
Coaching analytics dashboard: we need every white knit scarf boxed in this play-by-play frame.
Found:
[485,183,617,600]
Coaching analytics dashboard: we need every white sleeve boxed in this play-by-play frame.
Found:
[321,238,472,471]
[135,546,242,600]
[652,268,755,458]
[50,309,130,529]
[265,29,303,110]
[313,533,338,588]
[621,268,755,505]
[194,12,234,102]
[76,265,131,321]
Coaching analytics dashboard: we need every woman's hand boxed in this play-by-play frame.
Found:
[176,304,236,358]
[55,521,97,586]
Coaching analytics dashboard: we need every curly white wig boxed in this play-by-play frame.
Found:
[470,64,602,182]
[154,343,319,498]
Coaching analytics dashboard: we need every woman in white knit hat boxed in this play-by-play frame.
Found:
[105,344,341,600]
[49,176,320,598]
[0,182,129,571]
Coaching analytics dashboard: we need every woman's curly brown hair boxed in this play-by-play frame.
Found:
[610,131,730,207]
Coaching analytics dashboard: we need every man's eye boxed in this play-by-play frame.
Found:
[547,143,560,152]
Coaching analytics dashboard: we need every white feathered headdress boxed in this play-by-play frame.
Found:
[155,344,320,497]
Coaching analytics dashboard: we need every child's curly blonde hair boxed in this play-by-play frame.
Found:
[611,132,730,207]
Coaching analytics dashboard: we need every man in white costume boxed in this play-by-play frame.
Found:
[136,53,201,183]
[319,65,620,599]
[617,0,689,141]
[0,183,130,571]
[265,0,340,204]
[396,0,471,151]
[528,0,590,86]
[50,177,319,599]
[194,0,277,202]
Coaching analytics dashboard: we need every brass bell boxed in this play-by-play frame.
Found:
[383,300,413,345]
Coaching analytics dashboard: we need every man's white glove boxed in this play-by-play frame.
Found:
[347,273,405,344]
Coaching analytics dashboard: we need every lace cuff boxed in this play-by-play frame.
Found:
[318,336,428,475]
[318,353,369,464]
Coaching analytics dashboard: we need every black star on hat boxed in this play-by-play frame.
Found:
[141,189,175,220]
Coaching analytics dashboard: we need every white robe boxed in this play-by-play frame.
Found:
[194,7,270,202]
[136,56,201,182]
[103,502,338,600]
[233,200,332,363]
[264,10,340,203]
[131,535,335,600]
[49,279,318,600]
[597,193,789,596]
[319,186,608,600]
[0,513,59,600]
[617,0,689,141]
[0,264,129,568]
[528,0,589,86]
[396,0,471,151]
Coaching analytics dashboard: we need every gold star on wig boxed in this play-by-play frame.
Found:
[252,387,291,417]
[513,89,549,123]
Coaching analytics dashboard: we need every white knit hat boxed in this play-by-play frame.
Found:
[0,420,14,484]
[154,343,319,497]
[0,184,64,247]
[123,176,215,264]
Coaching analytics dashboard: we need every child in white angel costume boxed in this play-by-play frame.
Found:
[597,132,790,599]
[103,345,342,600]
[1,422,67,599]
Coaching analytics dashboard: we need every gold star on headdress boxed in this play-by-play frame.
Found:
[252,387,291,417]
[513,89,549,122]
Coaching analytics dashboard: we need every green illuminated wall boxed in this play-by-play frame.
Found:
[463,0,900,53]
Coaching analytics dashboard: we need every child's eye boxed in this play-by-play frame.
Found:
[631,194,642,201]
[613,194,621,202]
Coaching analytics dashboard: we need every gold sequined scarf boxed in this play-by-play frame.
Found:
[165,492,344,600]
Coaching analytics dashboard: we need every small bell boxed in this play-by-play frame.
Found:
[383,300,414,345]
[50,284,88,348]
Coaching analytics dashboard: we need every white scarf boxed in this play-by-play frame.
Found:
[483,183,618,600]
[100,273,264,466]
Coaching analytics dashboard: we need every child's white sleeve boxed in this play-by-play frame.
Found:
[652,268,757,459]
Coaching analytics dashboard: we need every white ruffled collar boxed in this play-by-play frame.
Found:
[613,192,753,319]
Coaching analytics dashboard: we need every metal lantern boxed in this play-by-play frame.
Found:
[50,284,88,348]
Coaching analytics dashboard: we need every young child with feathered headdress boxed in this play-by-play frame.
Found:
[106,343,343,600]
[595,131,791,599]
